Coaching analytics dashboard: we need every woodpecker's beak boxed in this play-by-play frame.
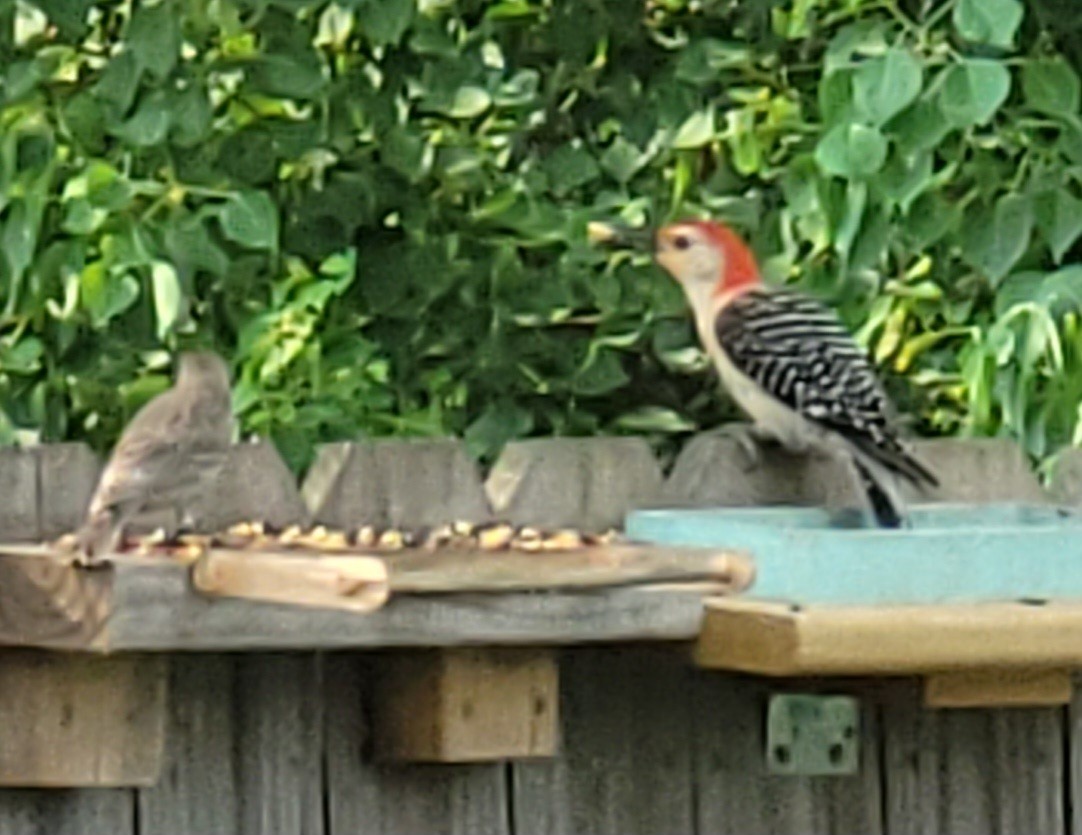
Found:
[587,221,655,252]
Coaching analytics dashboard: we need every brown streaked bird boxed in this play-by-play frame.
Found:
[75,350,235,564]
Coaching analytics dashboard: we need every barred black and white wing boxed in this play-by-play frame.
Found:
[714,288,937,513]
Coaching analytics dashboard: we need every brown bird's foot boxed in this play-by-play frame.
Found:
[71,551,113,570]
[706,423,778,472]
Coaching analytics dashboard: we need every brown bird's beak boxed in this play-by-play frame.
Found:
[587,221,655,252]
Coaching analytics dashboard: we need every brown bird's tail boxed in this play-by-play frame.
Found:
[74,508,122,563]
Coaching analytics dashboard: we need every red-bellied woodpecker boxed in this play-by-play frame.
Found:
[588,219,938,527]
[75,350,235,563]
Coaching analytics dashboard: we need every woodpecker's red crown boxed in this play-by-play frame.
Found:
[654,220,761,297]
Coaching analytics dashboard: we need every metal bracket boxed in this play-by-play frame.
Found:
[766,693,860,776]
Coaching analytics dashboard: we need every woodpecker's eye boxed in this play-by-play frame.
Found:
[672,234,692,251]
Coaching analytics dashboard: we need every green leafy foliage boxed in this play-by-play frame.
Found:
[2,0,1082,472]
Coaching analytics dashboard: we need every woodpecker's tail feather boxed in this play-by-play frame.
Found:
[850,457,904,528]
[847,442,933,528]
[845,433,939,491]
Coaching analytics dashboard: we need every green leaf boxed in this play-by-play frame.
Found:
[818,71,853,125]
[80,262,140,327]
[1,200,37,288]
[814,123,887,178]
[600,137,648,184]
[891,99,950,151]
[127,1,179,79]
[247,53,326,100]
[962,194,1033,282]
[1022,58,1081,118]
[543,145,600,196]
[904,193,961,248]
[381,127,427,181]
[446,86,492,119]
[671,110,715,150]
[938,59,1011,128]
[834,180,867,262]
[613,406,696,433]
[218,191,279,252]
[998,267,1082,316]
[170,85,213,147]
[1035,189,1082,263]
[355,0,415,47]
[111,93,171,147]
[878,151,932,212]
[573,349,629,396]
[163,217,230,277]
[61,199,107,235]
[151,261,183,341]
[0,336,43,374]
[464,402,533,459]
[852,48,922,126]
[93,50,142,115]
[953,0,1024,49]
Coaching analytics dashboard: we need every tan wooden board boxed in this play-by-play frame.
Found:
[373,648,558,762]
[696,597,1082,675]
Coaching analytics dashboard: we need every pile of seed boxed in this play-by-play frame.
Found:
[214,520,622,554]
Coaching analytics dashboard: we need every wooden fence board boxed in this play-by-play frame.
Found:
[137,655,240,834]
[883,683,1065,835]
[323,653,510,835]
[512,647,695,835]
[0,789,133,835]
[235,654,325,835]
[691,674,883,835]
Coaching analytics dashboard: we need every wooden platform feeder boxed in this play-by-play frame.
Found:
[628,503,1082,709]
[0,536,752,772]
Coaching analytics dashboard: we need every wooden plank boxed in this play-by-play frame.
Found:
[628,503,1082,605]
[304,439,491,530]
[0,789,134,835]
[373,648,558,762]
[235,654,325,835]
[486,437,663,531]
[884,682,1064,835]
[102,558,713,651]
[925,668,1073,708]
[188,541,752,596]
[691,674,883,835]
[192,551,390,612]
[0,548,111,650]
[696,598,1082,675]
[137,655,240,834]
[385,543,754,595]
[661,431,865,514]
[37,443,100,540]
[199,441,310,532]
[0,447,40,541]
[512,647,696,835]
[323,653,510,835]
[0,651,166,787]
[1070,675,1082,835]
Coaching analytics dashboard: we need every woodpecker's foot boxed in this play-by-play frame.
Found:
[706,423,778,471]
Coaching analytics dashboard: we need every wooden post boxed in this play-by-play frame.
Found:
[372,648,559,762]
[925,669,1073,708]
[0,650,167,786]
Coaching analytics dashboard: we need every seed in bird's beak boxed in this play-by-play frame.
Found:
[587,221,620,244]
[587,221,655,251]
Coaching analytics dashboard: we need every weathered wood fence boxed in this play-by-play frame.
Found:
[0,432,1078,835]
